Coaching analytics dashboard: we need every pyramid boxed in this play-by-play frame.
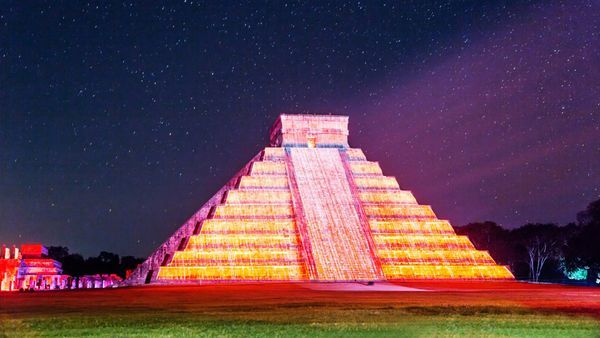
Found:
[126,114,513,284]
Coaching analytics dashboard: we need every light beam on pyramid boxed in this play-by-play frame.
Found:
[126,114,513,284]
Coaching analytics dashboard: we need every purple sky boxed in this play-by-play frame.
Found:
[1,1,598,257]
[341,2,598,227]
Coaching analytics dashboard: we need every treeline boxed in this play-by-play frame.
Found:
[46,247,145,279]
[456,198,600,284]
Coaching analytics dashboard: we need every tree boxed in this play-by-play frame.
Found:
[576,199,600,226]
[47,246,69,261]
[525,235,557,282]
[85,251,120,275]
[565,199,600,284]
[34,245,144,281]
[61,253,85,277]
[511,224,563,282]
[119,256,145,278]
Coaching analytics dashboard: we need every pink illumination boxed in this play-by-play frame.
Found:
[0,244,70,291]
[129,114,513,285]
[289,147,380,280]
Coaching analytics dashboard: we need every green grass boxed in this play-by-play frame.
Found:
[3,306,599,337]
[1,283,599,337]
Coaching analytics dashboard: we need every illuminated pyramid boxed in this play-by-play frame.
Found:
[127,114,513,284]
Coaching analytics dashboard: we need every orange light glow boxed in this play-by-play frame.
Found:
[382,265,514,279]
[238,176,289,189]
[250,161,287,175]
[349,162,383,175]
[363,204,436,218]
[368,220,455,234]
[213,204,294,218]
[200,219,297,233]
[358,191,417,204]
[188,234,299,247]
[170,249,303,263]
[345,148,366,160]
[372,235,475,249]
[377,249,495,264]
[158,265,307,280]
[263,147,286,160]
[354,176,400,189]
[225,190,292,204]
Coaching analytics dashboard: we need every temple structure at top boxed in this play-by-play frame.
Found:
[127,114,513,284]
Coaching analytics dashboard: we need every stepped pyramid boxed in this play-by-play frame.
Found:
[127,114,513,284]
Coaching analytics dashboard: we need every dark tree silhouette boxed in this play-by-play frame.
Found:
[85,251,120,275]
[48,249,144,279]
[61,253,85,277]
[511,224,563,282]
[456,222,574,281]
[565,199,600,284]
[47,246,70,261]
[119,256,145,278]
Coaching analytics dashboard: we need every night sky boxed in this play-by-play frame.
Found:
[1,1,598,257]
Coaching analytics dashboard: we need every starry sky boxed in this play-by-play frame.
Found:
[1,1,598,257]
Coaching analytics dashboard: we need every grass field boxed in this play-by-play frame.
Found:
[1,281,599,337]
